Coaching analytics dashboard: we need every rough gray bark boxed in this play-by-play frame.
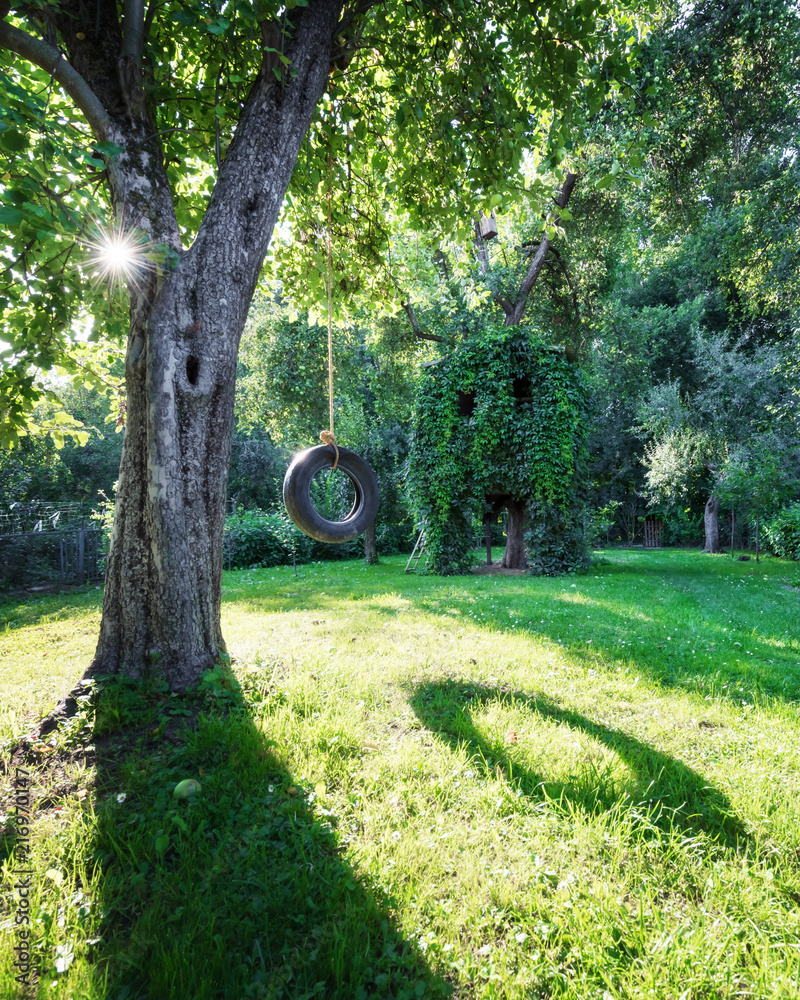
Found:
[501,499,528,570]
[2,0,345,688]
[703,495,722,553]
[364,522,379,565]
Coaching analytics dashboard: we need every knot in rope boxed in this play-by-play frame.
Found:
[319,429,340,470]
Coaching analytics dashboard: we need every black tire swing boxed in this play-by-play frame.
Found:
[282,163,379,545]
[283,440,379,544]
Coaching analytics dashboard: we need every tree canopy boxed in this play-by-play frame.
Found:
[1,0,649,445]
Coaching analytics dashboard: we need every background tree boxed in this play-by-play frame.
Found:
[714,443,798,562]
[577,0,800,547]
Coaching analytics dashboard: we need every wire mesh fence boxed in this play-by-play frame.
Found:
[0,500,98,535]
[0,501,104,589]
[0,529,103,589]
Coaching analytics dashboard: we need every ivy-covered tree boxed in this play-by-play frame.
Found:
[408,327,587,574]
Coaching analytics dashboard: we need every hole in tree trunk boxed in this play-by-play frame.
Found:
[186,355,200,385]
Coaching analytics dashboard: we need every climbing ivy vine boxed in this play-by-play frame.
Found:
[407,326,588,574]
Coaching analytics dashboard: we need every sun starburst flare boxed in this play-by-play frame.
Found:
[82,223,155,289]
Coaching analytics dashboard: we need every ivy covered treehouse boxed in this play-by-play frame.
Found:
[407,326,588,575]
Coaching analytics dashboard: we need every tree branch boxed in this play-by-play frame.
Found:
[493,291,514,317]
[0,20,111,137]
[548,246,580,323]
[118,0,147,118]
[337,0,378,36]
[402,301,450,343]
[504,171,578,327]
[120,0,145,62]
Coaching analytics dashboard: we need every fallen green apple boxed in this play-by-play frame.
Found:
[173,779,201,799]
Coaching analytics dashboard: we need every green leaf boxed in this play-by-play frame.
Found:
[94,140,126,157]
[0,206,25,225]
[0,128,28,152]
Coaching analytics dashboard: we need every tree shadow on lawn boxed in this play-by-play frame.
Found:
[409,679,749,851]
[220,555,800,704]
[78,671,452,1000]
[0,586,102,631]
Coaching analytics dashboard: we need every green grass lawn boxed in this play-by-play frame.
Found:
[1,549,799,998]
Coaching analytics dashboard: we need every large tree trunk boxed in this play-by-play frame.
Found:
[703,495,722,553]
[89,0,344,688]
[501,499,528,569]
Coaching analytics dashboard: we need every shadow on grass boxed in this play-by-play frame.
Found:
[0,586,102,632]
[409,679,749,850]
[84,670,452,1000]
[219,552,800,705]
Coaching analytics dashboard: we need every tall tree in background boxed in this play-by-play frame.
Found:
[581,0,800,547]
[1,0,646,688]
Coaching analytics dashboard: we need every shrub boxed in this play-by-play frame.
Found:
[764,503,800,560]
[657,507,703,547]
[580,500,621,549]
[223,508,313,569]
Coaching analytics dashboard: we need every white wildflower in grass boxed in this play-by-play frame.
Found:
[116,793,126,804]
[54,943,75,973]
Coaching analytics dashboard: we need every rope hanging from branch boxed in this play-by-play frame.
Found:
[281,148,380,545]
[319,152,339,470]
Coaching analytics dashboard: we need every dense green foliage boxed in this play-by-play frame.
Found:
[223,508,312,570]
[524,500,591,577]
[226,434,286,512]
[408,328,586,573]
[575,0,800,543]
[764,503,800,561]
[0,0,648,446]
[0,381,123,508]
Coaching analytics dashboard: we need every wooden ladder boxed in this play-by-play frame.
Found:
[405,529,429,573]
